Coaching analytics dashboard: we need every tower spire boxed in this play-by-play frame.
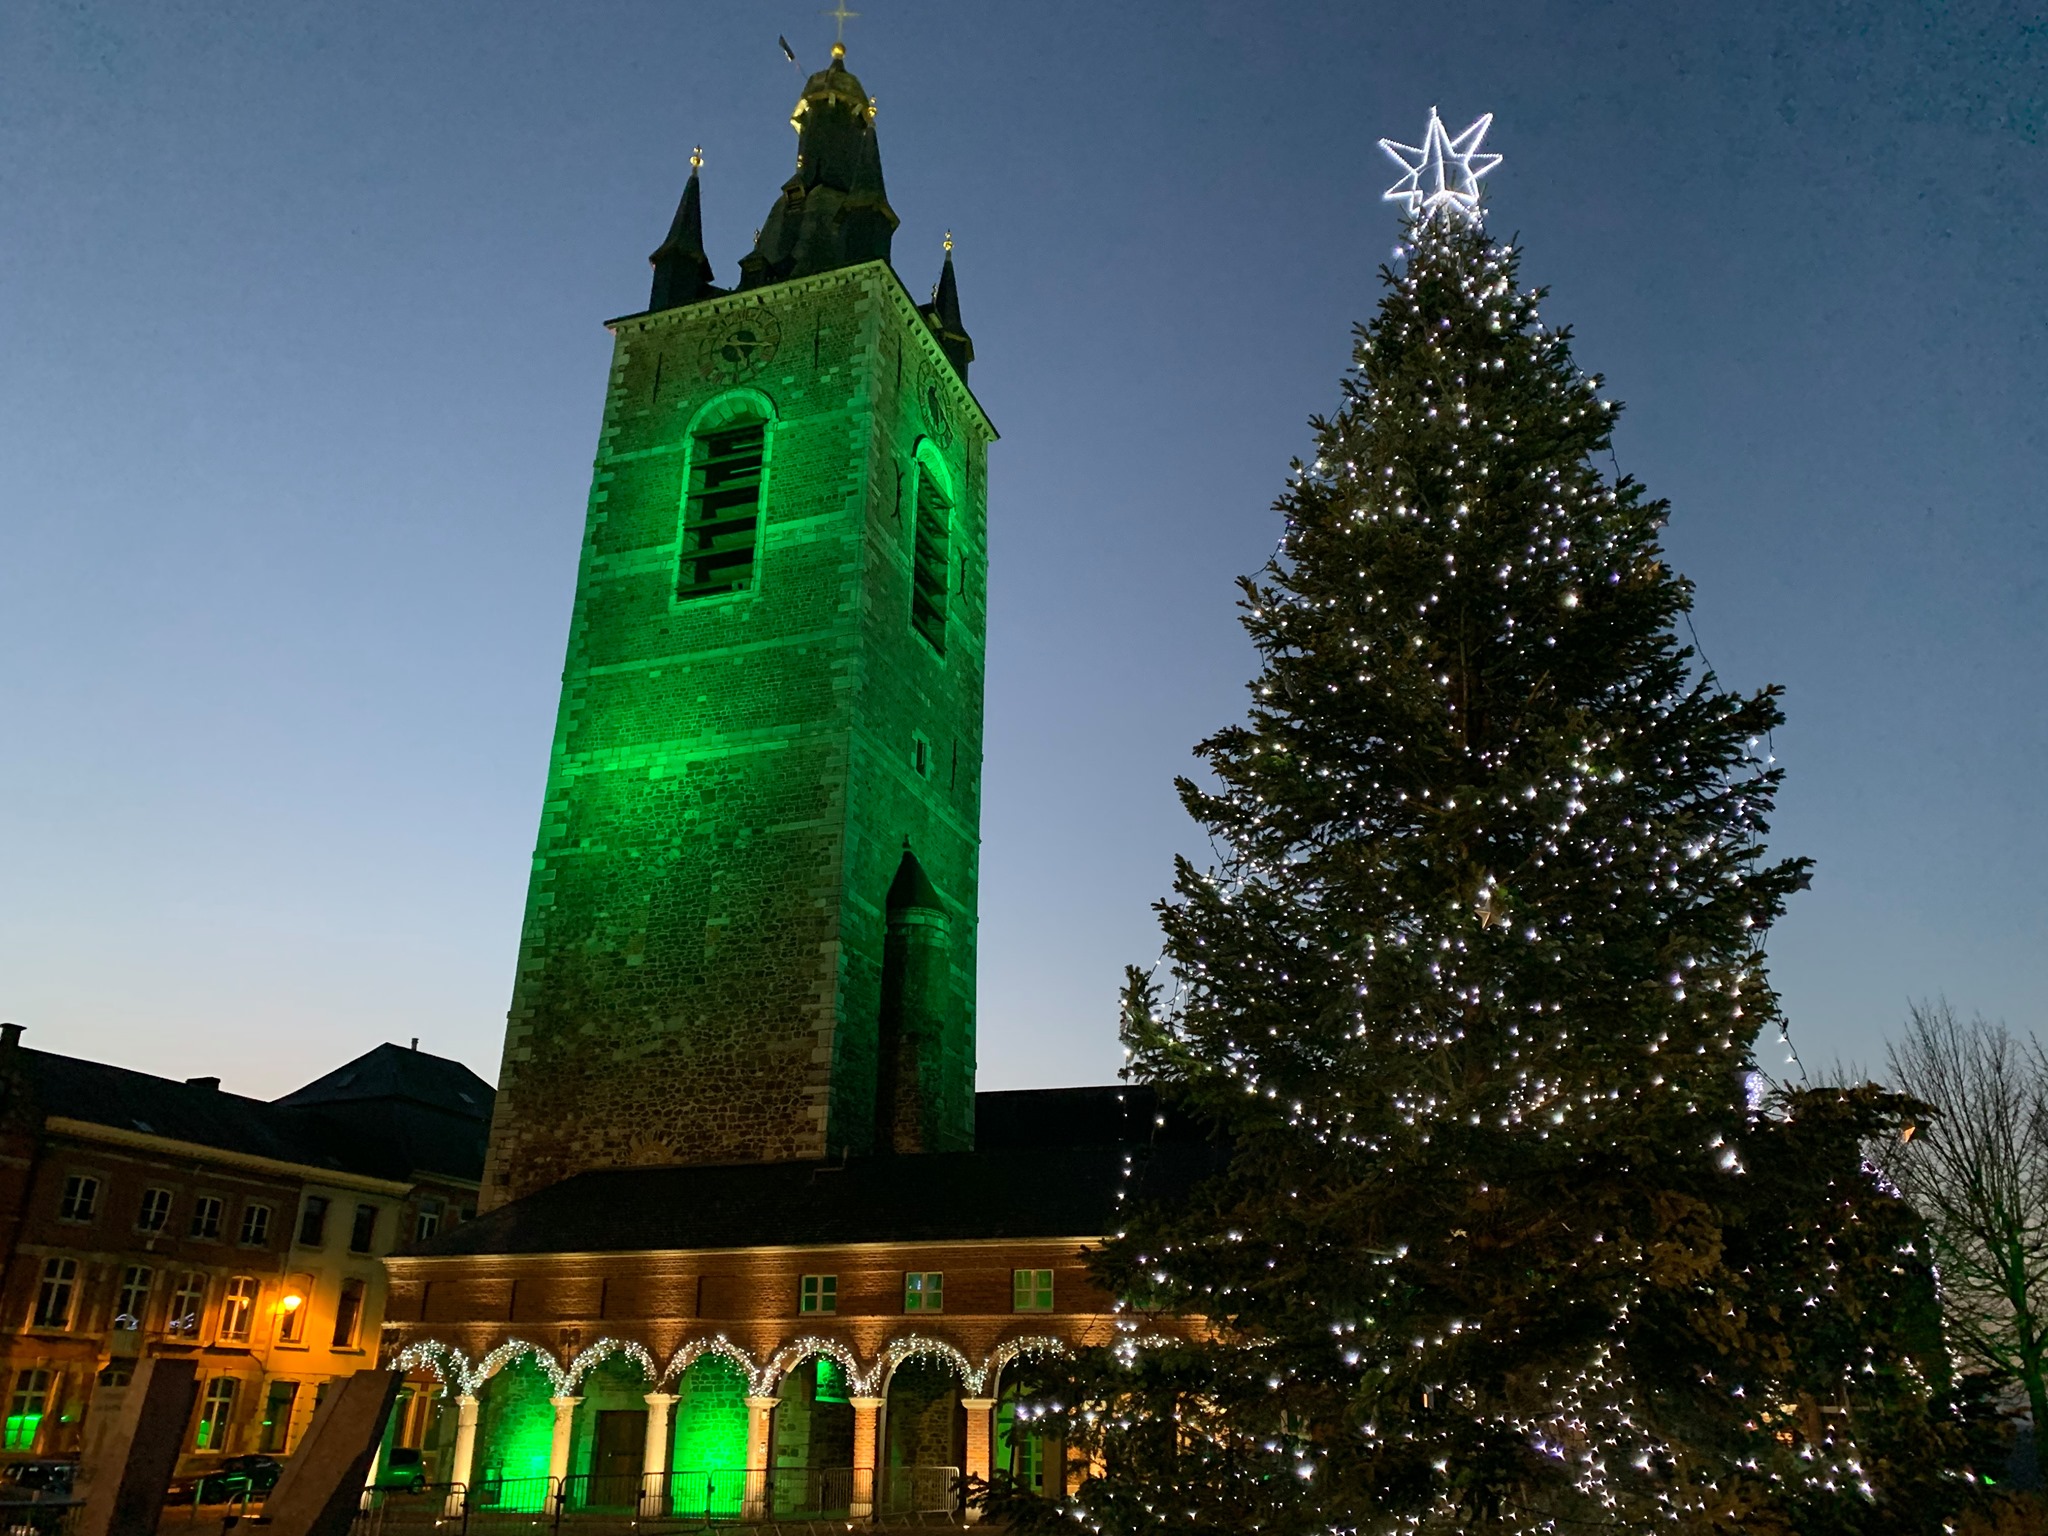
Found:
[921,232,973,382]
[738,43,897,290]
[648,148,718,311]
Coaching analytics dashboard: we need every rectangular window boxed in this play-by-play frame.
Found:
[1012,1268,1054,1313]
[196,1377,238,1450]
[911,468,951,653]
[277,1277,309,1345]
[678,421,767,599]
[903,1272,943,1313]
[59,1174,100,1222]
[190,1195,224,1240]
[167,1273,208,1339]
[414,1198,444,1244]
[798,1274,837,1316]
[349,1203,377,1254]
[238,1204,271,1247]
[219,1277,258,1343]
[3,1370,49,1452]
[298,1194,330,1248]
[32,1258,77,1330]
[138,1186,173,1233]
[114,1265,153,1329]
[258,1380,299,1454]
[332,1277,365,1348]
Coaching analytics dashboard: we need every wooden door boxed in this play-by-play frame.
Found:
[591,1410,647,1506]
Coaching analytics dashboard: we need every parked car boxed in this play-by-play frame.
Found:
[0,1463,76,1501]
[374,1447,426,1493]
[372,1449,428,1499]
[168,1455,282,1506]
[0,1463,81,1536]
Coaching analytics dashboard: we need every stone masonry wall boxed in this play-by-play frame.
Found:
[482,264,991,1206]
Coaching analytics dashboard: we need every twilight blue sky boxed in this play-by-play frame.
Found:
[2,1,2043,1099]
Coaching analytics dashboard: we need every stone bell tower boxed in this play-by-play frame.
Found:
[480,45,991,1208]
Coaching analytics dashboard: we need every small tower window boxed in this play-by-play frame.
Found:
[679,419,768,599]
[911,466,951,653]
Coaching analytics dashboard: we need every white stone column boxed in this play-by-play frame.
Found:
[742,1394,778,1521]
[639,1391,676,1515]
[445,1394,480,1515]
[547,1395,581,1509]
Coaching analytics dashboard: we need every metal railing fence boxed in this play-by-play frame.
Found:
[349,1464,961,1533]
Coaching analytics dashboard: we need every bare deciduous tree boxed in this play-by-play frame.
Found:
[1883,999,2048,1478]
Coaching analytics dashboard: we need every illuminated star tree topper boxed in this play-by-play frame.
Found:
[1378,107,1502,224]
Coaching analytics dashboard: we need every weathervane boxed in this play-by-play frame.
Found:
[1378,108,1501,224]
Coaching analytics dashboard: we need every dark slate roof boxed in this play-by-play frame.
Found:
[737,46,898,292]
[20,1048,385,1173]
[17,1041,491,1186]
[275,1042,494,1182]
[416,1141,1221,1257]
[278,1042,492,1119]
[416,1085,1221,1258]
[974,1085,1206,1151]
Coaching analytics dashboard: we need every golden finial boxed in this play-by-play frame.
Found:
[832,40,846,60]
[943,230,954,254]
[690,145,704,172]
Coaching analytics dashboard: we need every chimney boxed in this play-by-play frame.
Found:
[0,1024,21,1050]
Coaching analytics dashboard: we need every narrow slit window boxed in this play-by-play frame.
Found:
[911,468,951,653]
[679,420,768,600]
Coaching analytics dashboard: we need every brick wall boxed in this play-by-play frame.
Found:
[384,1236,1110,1384]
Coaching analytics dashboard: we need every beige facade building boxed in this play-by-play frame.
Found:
[0,1030,489,1475]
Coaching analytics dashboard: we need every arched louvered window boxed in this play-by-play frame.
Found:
[678,398,771,600]
[910,443,952,653]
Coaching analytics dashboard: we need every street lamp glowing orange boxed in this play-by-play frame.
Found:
[280,1292,303,1312]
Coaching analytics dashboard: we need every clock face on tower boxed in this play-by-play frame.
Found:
[702,309,782,383]
[917,364,954,450]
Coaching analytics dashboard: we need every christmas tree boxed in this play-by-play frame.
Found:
[991,114,1985,1534]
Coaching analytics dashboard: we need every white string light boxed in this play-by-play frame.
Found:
[1379,108,1502,224]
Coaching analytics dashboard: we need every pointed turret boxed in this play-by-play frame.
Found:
[738,43,899,290]
[920,236,973,382]
[648,150,719,312]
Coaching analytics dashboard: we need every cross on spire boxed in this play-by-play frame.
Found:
[824,1,859,45]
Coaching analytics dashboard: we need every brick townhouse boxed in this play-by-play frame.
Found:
[0,1029,490,1475]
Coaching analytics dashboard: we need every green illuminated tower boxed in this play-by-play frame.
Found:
[481,45,991,1207]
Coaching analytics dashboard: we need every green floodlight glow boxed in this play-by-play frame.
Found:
[815,1357,849,1405]
[481,1358,557,1510]
[673,1355,749,1515]
[483,262,991,1197]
